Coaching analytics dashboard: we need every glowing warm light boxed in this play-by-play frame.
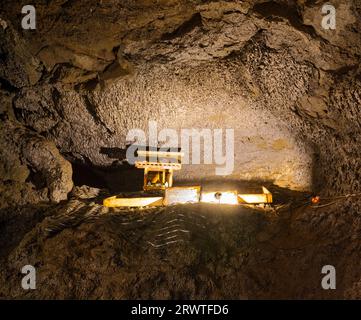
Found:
[200,191,239,205]
[164,186,201,205]
[238,194,269,203]
[103,196,163,207]
[311,196,320,204]
[238,187,273,204]
[103,187,273,207]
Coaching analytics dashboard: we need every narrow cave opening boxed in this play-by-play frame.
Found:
[70,160,144,193]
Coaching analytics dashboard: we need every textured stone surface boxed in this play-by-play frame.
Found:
[12,62,313,190]
[0,120,73,207]
[1,195,361,299]
[1,0,359,195]
[0,0,361,299]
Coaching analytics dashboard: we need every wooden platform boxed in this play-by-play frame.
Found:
[103,186,273,208]
[103,196,163,208]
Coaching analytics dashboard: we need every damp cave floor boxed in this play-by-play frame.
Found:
[0,184,360,299]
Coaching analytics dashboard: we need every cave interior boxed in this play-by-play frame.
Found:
[0,0,361,299]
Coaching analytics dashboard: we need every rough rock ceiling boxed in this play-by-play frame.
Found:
[1,0,361,203]
[1,0,360,85]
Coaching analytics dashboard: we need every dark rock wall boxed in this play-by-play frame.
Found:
[0,0,360,207]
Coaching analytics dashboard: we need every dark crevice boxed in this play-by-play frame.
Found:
[71,161,108,190]
[25,167,47,190]
[112,45,121,59]
[327,64,360,78]
[252,1,321,40]
[48,63,96,85]
[61,0,77,9]
[49,64,68,84]
[0,76,18,93]
[161,13,203,40]
[75,77,100,92]
[65,148,144,192]
[52,87,64,118]
[304,0,322,7]
[100,60,130,81]
[82,95,113,134]
[70,159,143,192]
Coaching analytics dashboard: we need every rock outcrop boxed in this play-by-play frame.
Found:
[0,119,73,207]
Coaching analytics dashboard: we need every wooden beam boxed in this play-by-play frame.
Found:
[135,161,182,170]
[103,196,164,208]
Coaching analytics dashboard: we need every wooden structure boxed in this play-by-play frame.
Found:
[102,146,274,208]
[200,190,239,205]
[103,186,273,208]
[135,147,183,191]
[103,196,163,208]
[238,186,273,204]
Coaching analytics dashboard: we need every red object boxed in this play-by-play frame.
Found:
[312,196,320,204]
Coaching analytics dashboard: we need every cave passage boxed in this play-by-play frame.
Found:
[1,0,361,300]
